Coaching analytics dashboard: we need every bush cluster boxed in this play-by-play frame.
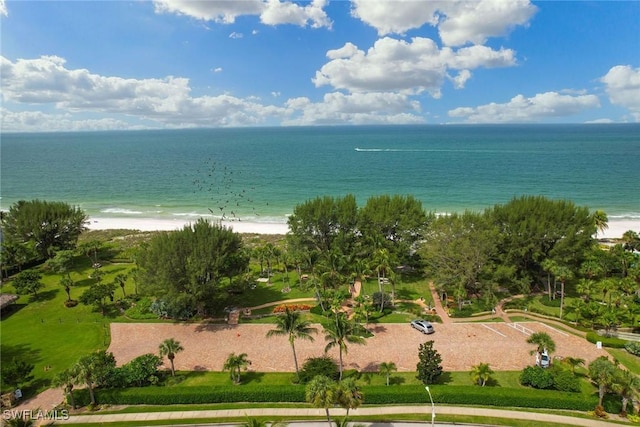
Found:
[297,356,338,383]
[272,304,312,313]
[519,366,580,392]
[624,341,640,356]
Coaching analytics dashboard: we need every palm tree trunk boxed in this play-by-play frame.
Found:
[290,340,300,377]
[325,408,332,427]
[170,358,176,376]
[88,384,96,406]
[338,348,344,380]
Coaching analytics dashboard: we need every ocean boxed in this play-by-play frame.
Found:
[1,124,639,228]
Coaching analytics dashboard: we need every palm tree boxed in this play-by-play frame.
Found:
[266,307,317,379]
[372,248,391,309]
[612,368,640,416]
[323,312,367,380]
[4,416,35,427]
[240,416,287,427]
[223,352,251,384]
[52,367,79,409]
[335,377,363,417]
[589,356,617,407]
[592,210,609,237]
[158,338,184,377]
[470,362,494,386]
[378,361,397,386]
[526,332,556,363]
[305,375,336,427]
[564,357,585,374]
[114,273,127,297]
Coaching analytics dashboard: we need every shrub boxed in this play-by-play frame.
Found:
[272,304,312,313]
[540,295,561,307]
[586,332,627,348]
[550,368,580,392]
[298,356,338,383]
[624,341,640,357]
[372,292,393,310]
[520,366,554,390]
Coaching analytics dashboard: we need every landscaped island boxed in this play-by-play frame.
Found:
[1,196,639,426]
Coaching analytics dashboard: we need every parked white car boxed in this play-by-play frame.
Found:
[411,319,435,334]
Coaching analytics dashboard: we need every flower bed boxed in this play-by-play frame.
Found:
[272,303,312,313]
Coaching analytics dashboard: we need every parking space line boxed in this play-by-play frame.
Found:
[540,323,570,337]
[481,323,507,337]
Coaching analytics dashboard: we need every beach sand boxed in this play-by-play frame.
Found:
[86,216,638,239]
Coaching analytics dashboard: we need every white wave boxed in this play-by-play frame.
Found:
[101,208,143,215]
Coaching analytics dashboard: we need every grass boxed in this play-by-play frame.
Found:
[607,348,640,373]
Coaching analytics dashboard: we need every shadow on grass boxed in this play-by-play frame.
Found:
[0,303,27,320]
[29,289,58,303]
[434,371,453,385]
[243,371,266,383]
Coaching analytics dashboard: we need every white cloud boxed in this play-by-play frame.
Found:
[0,55,288,130]
[448,91,600,123]
[153,0,331,28]
[351,0,536,46]
[0,0,7,17]
[314,37,516,96]
[212,67,223,73]
[600,65,640,121]
[283,91,423,125]
[0,108,136,132]
[229,32,243,39]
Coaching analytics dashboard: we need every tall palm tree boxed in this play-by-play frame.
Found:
[372,248,392,309]
[323,312,367,380]
[526,332,556,359]
[335,377,363,417]
[52,366,79,409]
[158,338,184,377]
[266,307,317,379]
[470,362,494,386]
[564,357,585,374]
[305,375,336,427]
[114,273,127,297]
[223,352,251,384]
[592,210,609,237]
[589,356,617,407]
[612,368,640,416]
[378,361,397,386]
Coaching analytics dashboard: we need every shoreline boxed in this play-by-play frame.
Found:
[86,216,638,239]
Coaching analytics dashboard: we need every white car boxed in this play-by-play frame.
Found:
[411,319,435,334]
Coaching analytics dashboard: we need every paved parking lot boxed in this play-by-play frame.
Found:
[109,321,608,372]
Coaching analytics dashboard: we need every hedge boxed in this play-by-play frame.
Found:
[73,383,616,412]
[586,332,628,348]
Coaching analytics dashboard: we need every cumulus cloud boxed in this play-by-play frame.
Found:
[0,0,7,17]
[313,37,516,96]
[600,65,640,121]
[0,108,136,132]
[351,0,536,46]
[448,91,600,123]
[0,55,287,129]
[283,91,423,125]
[153,0,331,28]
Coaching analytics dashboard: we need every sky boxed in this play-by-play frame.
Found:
[1,0,639,132]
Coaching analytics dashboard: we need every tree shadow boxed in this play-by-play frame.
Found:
[1,343,44,366]
[29,289,58,303]
[395,288,418,300]
[434,371,453,385]
[484,377,500,387]
[243,371,265,383]
[389,375,405,385]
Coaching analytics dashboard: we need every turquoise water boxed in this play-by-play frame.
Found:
[1,124,638,224]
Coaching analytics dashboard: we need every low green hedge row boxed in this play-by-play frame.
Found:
[585,332,628,348]
[74,383,620,413]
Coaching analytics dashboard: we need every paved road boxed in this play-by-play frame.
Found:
[46,405,621,426]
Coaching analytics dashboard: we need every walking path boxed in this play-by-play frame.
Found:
[427,282,451,324]
[53,404,621,426]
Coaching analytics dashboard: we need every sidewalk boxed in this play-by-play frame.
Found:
[52,405,621,426]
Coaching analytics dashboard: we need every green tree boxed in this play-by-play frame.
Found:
[266,307,317,379]
[52,367,79,409]
[592,210,609,238]
[378,361,397,386]
[240,417,287,427]
[564,357,585,375]
[611,368,640,416]
[305,375,336,427]
[79,282,116,316]
[158,338,184,377]
[323,313,367,380]
[416,340,443,385]
[470,362,494,386]
[1,358,34,389]
[335,377,363,418]
[137,220,249,317]
[526,332,556,361]
[73,350,116,406]
[114,273,128,298]
[1,199,87,260]
[588,356,617,407]
[223,353,251,384]
[11,270,44,299]
[4,416,35,427]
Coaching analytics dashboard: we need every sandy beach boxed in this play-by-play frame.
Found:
[86,215,638,239]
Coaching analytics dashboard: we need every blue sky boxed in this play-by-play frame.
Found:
[1,0,639,131]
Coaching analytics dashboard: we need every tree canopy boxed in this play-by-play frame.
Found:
[1,199,87,261]
[137,219,249,317]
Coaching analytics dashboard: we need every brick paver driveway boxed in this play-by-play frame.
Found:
[109,321,608,372]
